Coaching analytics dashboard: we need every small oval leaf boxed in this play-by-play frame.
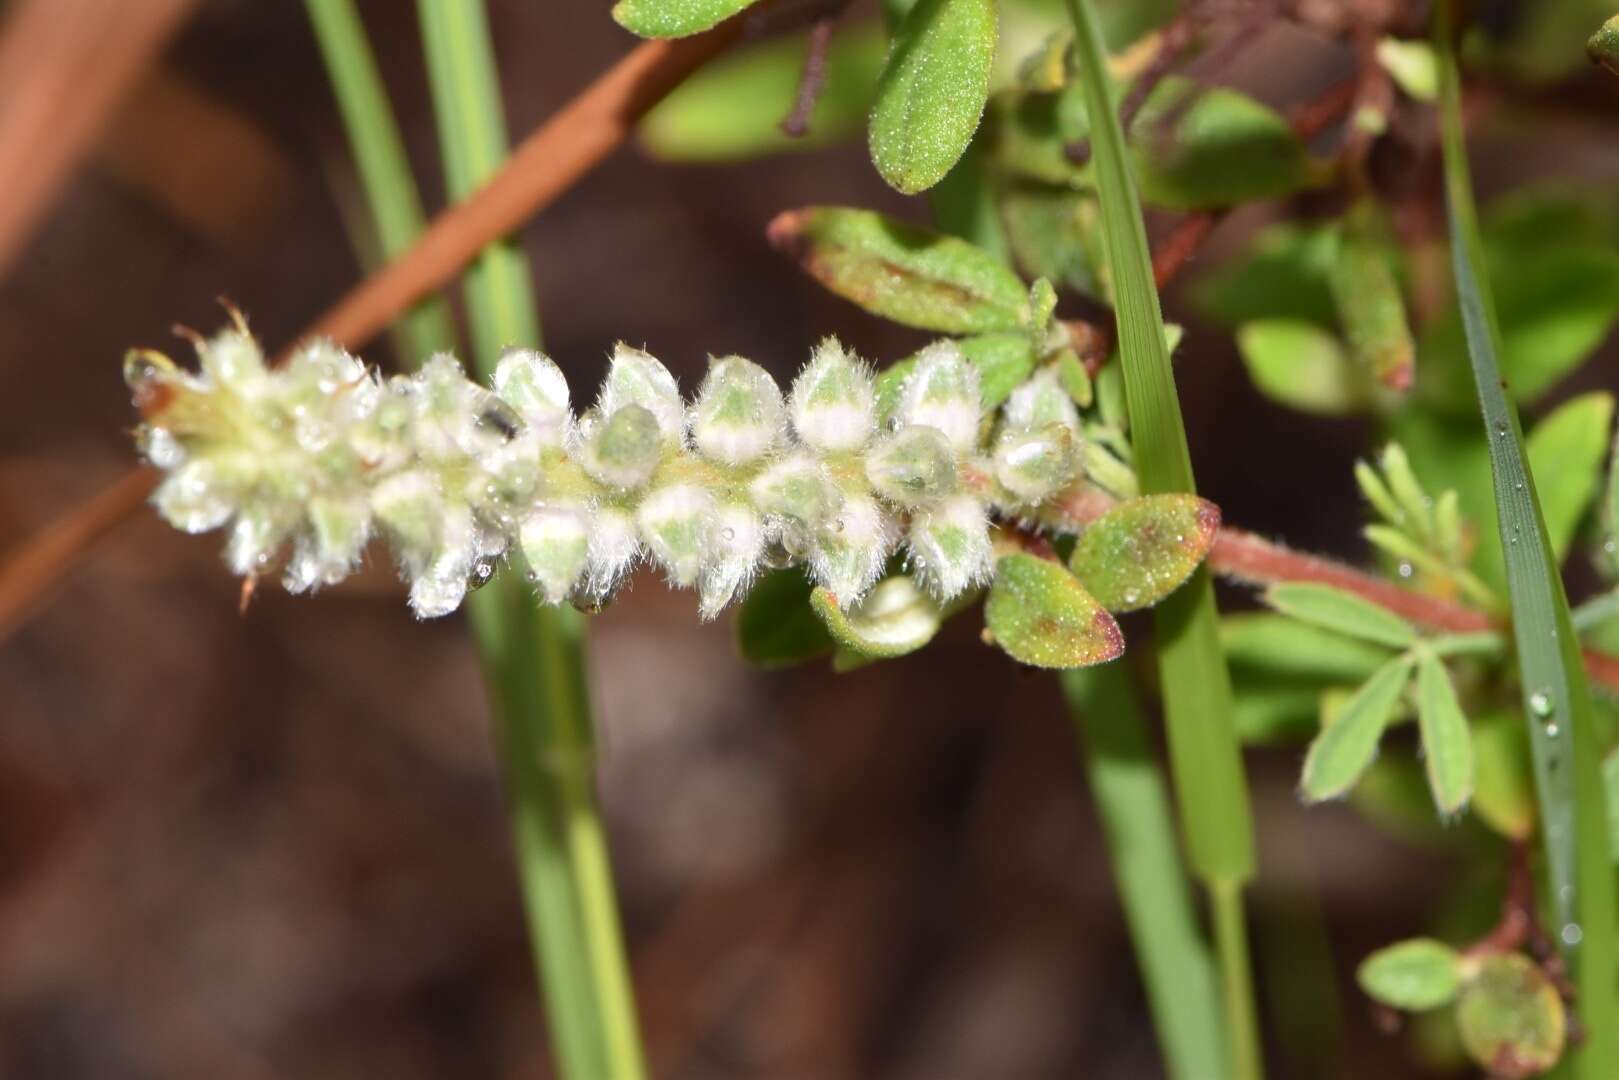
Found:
[1265,582,1420,649]
[1456,954,1566,1078]
[1357,938,1463,1011]
[1416,650,1474,815]
[984,553,1124,669]
[768,207,1028,333]
[1070,494,1221,612]
[1236,319,1365,417]
[1132,81,1311,210]
[868,0,997,194]
[612,0,760,38]
[1301,655,1415,802]
[735,567,834,668]
[810,576,943,660]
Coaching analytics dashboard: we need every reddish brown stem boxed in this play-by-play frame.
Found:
[780,17,836,138]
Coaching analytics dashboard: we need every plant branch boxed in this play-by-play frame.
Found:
[0,24,740,646]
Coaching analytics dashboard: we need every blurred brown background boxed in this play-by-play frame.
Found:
[3,1,1618,1077]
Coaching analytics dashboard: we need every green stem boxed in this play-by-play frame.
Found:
[1062,2,1263,1076]
[1062,665,1226,1080]
[413,2,647,1077]
[302,0,457,359]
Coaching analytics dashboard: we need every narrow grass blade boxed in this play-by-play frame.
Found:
[303,0,456,360]
[1065,1,1261,1075]
[416,3,646,1077]
[1435,8,1619,1076]
[1063,665,1227,1080]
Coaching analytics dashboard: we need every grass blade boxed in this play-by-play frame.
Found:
[1434,7,1619,1076]
[416,3,646,1077]
[1064,1,1261,1075]
[1063,665,1226,1079]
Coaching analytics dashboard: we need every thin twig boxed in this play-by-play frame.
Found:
[780,17,836,138]
[0,28,741,645]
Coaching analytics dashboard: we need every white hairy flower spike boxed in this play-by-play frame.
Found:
[691,355,786,466]
[125,323,1125,622]
[790,337,875,452]
[895,341,982,452]
[599,344,685,446]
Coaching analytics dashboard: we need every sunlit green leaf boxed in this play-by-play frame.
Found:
[1376,38,1438,100]
[639,24,886,161]
[768,206,1027,332]
[810,576,944,660]
[1070,494,1220,612]
[1529,392,1614,562]
[735,567,833,668]
[1416,650,1473,815]
[613,0,760,38]
[1358,938,1463,1011]
[1265,583,1420,649]
[1301,655,1415,802]
[1455,954,1566,1076]
[1236,319,1365,416]
[869,0,997,193]
[984,553,1124,668]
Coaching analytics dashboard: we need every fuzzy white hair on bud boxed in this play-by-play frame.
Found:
[895,341,982,453]
[698,503,766,619]
[370,470,443,559]
[520,505,590,604]
[201,329,270,392]
[1002,368,1081,435]
[790,337,875,452]
[154,459,236,534]
[599,344,685,446]
[637,484,716,587]
[907,493,992,600]
[691,355,786,466]
[577,404,663,490]
[584,506,640,600]
[809,494,893,607]
[993,423,1080,505]
[864,425,958,508]
[493,348,571,448]
[406,504,477,619]
[750,454,841,554]
[284,494,371,593]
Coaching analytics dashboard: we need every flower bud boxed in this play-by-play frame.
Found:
[790,338,875,452]
[225,506,292,578]
[750,455,840,546]
[865,425,958,508]
[1003,368,1080,435]
[993,422,1079,504]
[691,355,786,466]
[371,470,443,562]
[284,495,371,593]
[406,504,477,619]
[201,329,269,393]
[895,342,981,452]
[520,505,590,604]
[579,404,662,490]
[598,344,684,446]
[907,493,992,600]
[698,503,766,619]
[809,494,893,606]
[493,348,571,447]
[585,506,640,600]
[637,484,715,587]
[153,459,236,533]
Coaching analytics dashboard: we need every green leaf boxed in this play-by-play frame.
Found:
[1455,954,1567,1076]
[1416,650,1474,815]
[984,553,1124,668]
[1437,19,1619,1068]
[1473,710,1536,841]
[1376,38,1438,101]
[1605,749,1619,861]
[1301,655,1415,802]
[1229,675,1326,746]
[1222,612,1395,681]
[1132,79,1311,211]
[735,567,834,668]
[1528,391,1615,563]
[1264,583,1420,649]
[639,23,885,161]
[1329,204,1414,392]
[612,0,759,38]
[809,576,944,660]
[868,0,997,194]
[1000,184,1104,298]
[1070,493,1220,612]
[1235,319,1365,416]
[1192,222,1339,328]
[1067,0,1255,893]
[768,207,1028,332]
[1357,939,1463,1011]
